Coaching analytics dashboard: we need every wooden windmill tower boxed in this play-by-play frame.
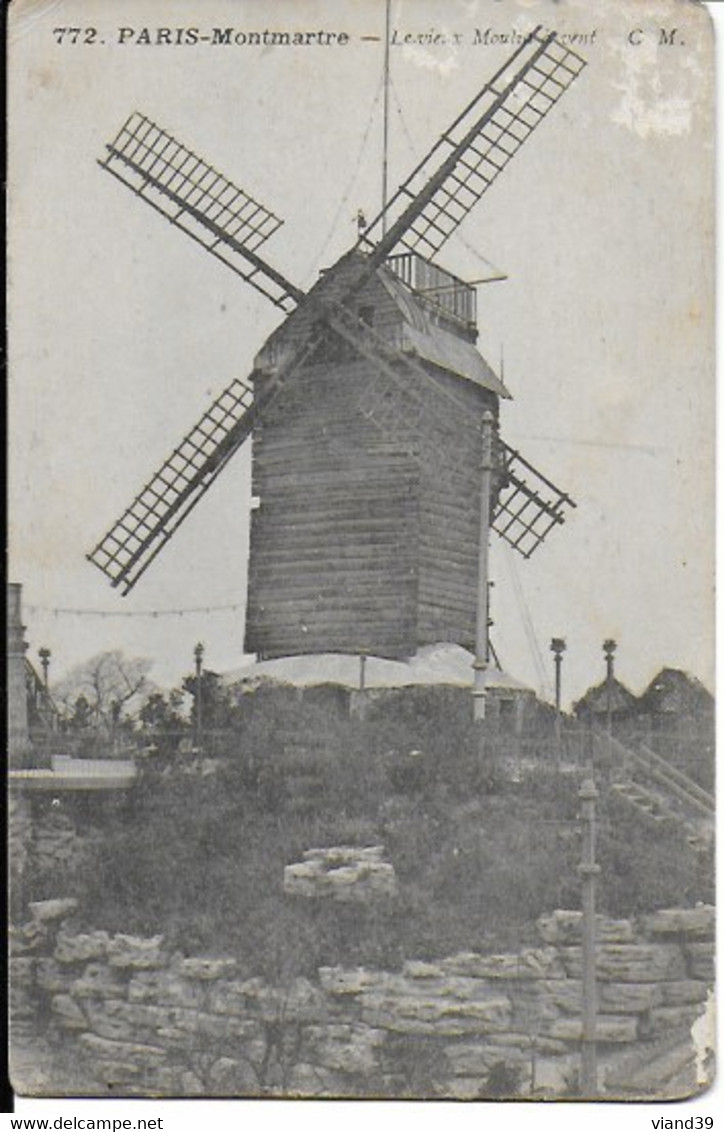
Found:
[89,28,585,681]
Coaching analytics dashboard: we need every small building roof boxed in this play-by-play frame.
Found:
[573,677,638,718]
[638,668,714,715]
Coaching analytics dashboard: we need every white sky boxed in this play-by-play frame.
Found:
[8,0,715,708]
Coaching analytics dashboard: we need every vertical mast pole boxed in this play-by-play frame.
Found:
[381,0,391,236]
[473,411,495,722]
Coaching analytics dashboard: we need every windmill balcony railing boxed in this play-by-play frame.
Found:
[386,253,477,334]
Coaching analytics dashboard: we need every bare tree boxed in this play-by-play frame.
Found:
[52,650,153,728]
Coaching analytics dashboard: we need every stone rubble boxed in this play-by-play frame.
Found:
[283,845,398,902]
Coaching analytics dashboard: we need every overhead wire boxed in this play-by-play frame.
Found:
[301,70,386,285]
[24,603,245,619]
[501,542,552,700]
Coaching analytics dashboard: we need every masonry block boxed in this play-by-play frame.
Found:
[683,943,714,982]
[107,934,166,970]
[127,970,206,1008]
[659,980,710,1007]
[537,911,634,946]
[361,992,511,1036]
[545,1014,638,1043]
[442,948,565,980]
[559,944,687,983]
[72,963,128,999]
[642,907,714,940]
[55,931,110,964]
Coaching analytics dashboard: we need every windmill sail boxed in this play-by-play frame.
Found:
[362,28,586,265]
[87,293,478,598]
[88,375,259,593]
[90,30,585,594]
[88,317,329,593]
[100,112,302,311]
[87,285,573,595]
[493,441,575,557]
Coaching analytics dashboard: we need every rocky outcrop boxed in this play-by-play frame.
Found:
[283,845,397,902]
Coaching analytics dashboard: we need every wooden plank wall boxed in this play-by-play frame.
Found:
[245,357,420,660]
[247,250,500,660]
[417,369,498,650]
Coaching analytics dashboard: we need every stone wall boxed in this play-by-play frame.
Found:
[10,902,714,1099]
[9,794,90,918]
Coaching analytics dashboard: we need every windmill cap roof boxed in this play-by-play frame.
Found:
[254,248,511,400]
[377,265,511,399]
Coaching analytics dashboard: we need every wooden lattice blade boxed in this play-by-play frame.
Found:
[100,112,301,312]
[493,441,576,557]
[363,29,586,264]
[87,315,330,594]
[87,375,259,593]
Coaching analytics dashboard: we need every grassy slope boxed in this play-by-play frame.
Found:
[30,684,713,974]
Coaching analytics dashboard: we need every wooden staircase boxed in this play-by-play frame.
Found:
[596,730,714,852]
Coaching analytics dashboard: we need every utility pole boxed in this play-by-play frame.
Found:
[194,642,205,749]
[38,646,51,689]
[579,777,600,1097]
[473,411,495,724]
[550,638,566,769]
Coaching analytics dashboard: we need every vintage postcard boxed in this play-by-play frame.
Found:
[7,0,715,1103]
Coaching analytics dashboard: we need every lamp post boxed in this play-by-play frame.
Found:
[194,642,205,748]
[550,638,566,768]
[603,638,617,736]
[38,646,51,689]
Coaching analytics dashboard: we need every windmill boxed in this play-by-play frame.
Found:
[88,27,585,680]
